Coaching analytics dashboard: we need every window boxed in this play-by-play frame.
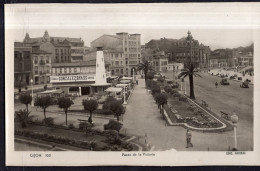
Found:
[34,66,38,74]
[59,68,62,73]
[69,68,71,73]
[115,54,118,58]
[116,69,119,73]
[115,61,119,66]
[74,68,77,73]
[126,61,128,65]
[55,68,57,74]
[64,68,67,73]
[46,56,49,63]
[125,48,127,51]
[121,69,123,74]
[121,61,123,65]
[34,56,38,64]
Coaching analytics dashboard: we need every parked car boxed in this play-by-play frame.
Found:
[240,81,249,88]
[220,78,230,85]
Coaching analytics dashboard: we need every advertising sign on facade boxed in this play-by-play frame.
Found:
[50,75,95,83]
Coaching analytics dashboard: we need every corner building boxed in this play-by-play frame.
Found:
[90,32,142,76]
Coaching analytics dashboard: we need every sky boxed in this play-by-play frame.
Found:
[5,3,258,50]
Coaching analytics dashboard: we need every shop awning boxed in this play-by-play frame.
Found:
[122,76,133,80]
[120,80,131,84]
[39,89,63,94]
[105,87,123,93]
[116,84,128,87]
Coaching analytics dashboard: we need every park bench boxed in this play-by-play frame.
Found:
[78,119,95,127]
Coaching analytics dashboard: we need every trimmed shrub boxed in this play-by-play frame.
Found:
[173,93,181,98]
[151,85,161,95]
[42,117,54,126]
[157,76,164,83]
[164,85,172,94]
[104,120,123,133]
[68,123,75,129]
[79,122,92,130]
[179,96,188,102]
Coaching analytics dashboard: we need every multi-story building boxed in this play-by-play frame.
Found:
[238,51,253,66]
[90,32,141,76]
[32,50,52,85]
[14,42,33,86]
[153,51,168,72]
[23,30,84,63]
[84,48,124,76]
[209,49,229,68]
[145,31,211,68]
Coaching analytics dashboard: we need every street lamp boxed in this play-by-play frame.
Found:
[231,113,238,150]
[30,79,34,107]
[123,85,127,105]
[133,68,135,83]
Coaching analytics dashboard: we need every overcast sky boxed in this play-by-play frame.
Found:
[6,3,258,50]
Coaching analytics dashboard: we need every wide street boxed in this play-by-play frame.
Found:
[162,70,254,151]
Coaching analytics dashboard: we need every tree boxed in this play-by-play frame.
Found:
[137,59,154,86]
[155,93,168,113]
[34,95,53,119]
[151,85,161,95]
[178,61,201,100]
[108,100,125,121]
[146,71,155,80]
[19,94,32,112]
[82,99,98,124]
[15,109,32,128]
[57,97,74,125]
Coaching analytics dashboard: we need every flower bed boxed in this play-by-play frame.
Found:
[15,121,134,151]
[165,93,223,129]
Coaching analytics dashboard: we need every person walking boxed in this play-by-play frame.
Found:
[136,79,138,85]
[186,129,193,148]
[215,82,218,88]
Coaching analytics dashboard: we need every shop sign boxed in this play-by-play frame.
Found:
[50,75,95,83]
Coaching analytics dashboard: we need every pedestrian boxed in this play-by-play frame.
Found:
[136,79,138,85]
[212,73,213,76]
[215,82,218,88]
[186,129,193,148]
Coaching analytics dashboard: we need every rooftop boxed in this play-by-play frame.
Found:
[52,59,110,67]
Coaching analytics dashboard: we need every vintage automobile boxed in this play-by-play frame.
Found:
[240,81,249,88]
[220,78,230,85]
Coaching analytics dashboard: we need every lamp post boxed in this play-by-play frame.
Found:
[133,68,135,83]
[30,79,34,107]
[231,113,238,150]
[123,85,127,105]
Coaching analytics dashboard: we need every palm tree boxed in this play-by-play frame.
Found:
[137,59,154,86]
[15,109,32,128]
[178,61,201,100]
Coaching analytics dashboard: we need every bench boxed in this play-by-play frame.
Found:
[78,119,95,126]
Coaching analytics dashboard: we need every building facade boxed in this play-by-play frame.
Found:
[84,49,125,76]
[14,42,33,86]
[90,32,141,76]
[32,50,52,85]
[153,51,168,72]
[23,30,84,63]
[145,31,211,68]
[238,51,253,66]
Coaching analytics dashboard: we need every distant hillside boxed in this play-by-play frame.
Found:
[233,43,253,53]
